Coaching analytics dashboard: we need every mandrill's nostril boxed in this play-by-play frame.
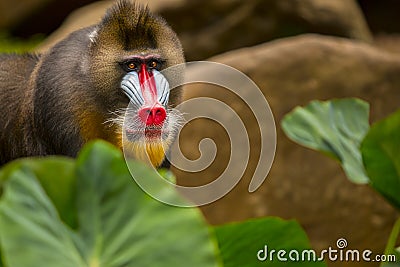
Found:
[139,106,166,125]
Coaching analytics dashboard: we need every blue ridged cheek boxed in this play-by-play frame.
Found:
[120,70,170,108]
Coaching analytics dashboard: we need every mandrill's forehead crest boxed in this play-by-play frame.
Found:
[97,1,168,51]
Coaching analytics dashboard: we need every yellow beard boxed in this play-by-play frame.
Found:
[124,139,168,167]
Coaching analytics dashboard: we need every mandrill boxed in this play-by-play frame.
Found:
[0,0,185,167]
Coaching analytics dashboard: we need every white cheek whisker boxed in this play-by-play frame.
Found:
[105,106,184,145]
[104,107,138,128]
[164,107,185,136]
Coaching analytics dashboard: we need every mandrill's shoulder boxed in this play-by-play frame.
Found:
[45,26,96,57]
[0,53,40,99]
[0,53,40,77]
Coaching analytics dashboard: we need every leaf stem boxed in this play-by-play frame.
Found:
[381,217,400,267]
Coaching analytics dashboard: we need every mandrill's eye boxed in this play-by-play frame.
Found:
[148,59,163,71]
[149,61,158,68]
[127,62,137,70]
[120,60,139,72]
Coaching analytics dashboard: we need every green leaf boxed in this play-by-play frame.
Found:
[361,109,400,210]
[158,169,177,183]
[214,217,327,267]
[1,158,78,227]
[0,140,220,267]
[282,98,370,184]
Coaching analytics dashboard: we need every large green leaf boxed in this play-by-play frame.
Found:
[361,109,400,210]
[0,158,78,228]
[0,141,220,267]
[282,98,370,184]
[214,217,326,267]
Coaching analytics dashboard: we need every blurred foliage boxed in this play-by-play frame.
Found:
[361,109,400,210]
[282,98,400,266]
[361,108,400,267]
[215,218,326,267]
[0,32,43,53]
[0,141,220,267]
[0,140,321,267]
[282,98,370,184]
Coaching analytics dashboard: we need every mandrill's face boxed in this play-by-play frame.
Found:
[87,3,185,168]
[112,53,183,167]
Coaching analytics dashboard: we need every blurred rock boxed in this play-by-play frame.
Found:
[358,0,400,34]
[173,34,400,266]
[374,34,400,54]
[36,0,182,52]
[0,0,51,30]
[36,0,111,52]
[161,0,372,60]
[38,0,372,60]
[0,0,101,37]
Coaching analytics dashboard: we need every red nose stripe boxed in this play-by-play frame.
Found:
[138,63,157,104]
[137,63,167,125]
